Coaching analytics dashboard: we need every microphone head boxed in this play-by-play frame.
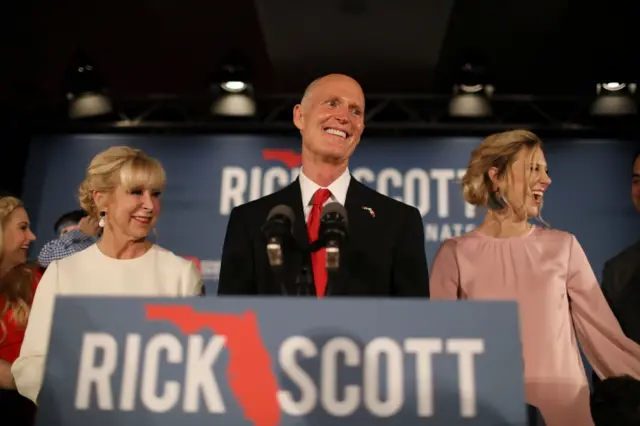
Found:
[266,204,295,232]
[268,204,295,222]
[321,202,348,227]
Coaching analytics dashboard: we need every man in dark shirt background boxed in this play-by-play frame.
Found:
[593,152,640,393]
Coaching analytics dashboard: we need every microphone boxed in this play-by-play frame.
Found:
[261,205,295,268]
[319,202,348,271]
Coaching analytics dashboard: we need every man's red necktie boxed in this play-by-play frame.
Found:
[307,188,332,297]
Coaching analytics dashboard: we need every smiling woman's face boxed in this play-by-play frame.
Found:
[1,206,36,270]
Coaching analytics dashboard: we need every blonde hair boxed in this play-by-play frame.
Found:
[461,129,549,224]
[0,196,35,341]
[78,146,166,217]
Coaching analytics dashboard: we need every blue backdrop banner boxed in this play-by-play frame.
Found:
[23,135,639,294]
[36,296,526,426]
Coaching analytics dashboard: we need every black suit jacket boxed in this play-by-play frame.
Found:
[217,177,429,297]
[592,240,640,389]
[600,241,640,340]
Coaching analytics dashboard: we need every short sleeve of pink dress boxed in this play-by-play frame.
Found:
[429,226,640,426]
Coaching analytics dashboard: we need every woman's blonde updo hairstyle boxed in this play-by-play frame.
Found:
[0,196,35,339]
[78,146,166,218]
[461,130,545,220]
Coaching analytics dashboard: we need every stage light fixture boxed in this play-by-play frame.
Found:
[63,49,112,119]
[210,54,256,117]
[449,60,494,118]
[592,82,637,116]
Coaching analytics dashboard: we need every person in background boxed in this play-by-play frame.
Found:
[12,146,204,404]
[36,209,99,268]
[54,209,87,237]
[0,191,40,425]
[592,152,640,392]
[590,376,640,426]
[600,151,640,340]
[429,130,640,426]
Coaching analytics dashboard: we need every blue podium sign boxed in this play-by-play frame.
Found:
[37,297,526,425]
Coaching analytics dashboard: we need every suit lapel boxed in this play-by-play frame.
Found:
[345,177,378,242]
[288,179,309,251]
[329,178,377,295]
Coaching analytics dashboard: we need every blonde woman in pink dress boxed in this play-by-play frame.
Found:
[429,130,640,426]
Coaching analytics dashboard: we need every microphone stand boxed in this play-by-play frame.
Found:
[324,242,340,296]
[295,266,313,296]
[269,240,316,296]
[325,269,339,297]
[272,264,290,296]
[266,237,290,296]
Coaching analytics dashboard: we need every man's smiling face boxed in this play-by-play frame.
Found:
[294,74,365,164]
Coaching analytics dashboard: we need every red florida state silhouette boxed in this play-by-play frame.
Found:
[262,149,302,168]
[145,305,281,426]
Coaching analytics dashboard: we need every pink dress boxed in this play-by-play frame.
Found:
[430,226,640,426]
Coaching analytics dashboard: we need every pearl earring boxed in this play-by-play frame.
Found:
[99,211,106,228]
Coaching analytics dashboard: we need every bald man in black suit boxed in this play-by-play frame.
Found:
[217,74,429,297]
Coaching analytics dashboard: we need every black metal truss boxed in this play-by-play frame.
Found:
[3,93,639,136]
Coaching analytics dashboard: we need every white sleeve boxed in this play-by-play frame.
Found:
[12,260,60,403]
[182,261,204,296]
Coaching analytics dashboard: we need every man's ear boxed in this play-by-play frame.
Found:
[293,104,304,131]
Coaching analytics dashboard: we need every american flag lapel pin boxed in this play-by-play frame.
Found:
[362,206,375,218]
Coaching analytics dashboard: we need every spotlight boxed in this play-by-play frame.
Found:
[210,54,256,117]
[449,61,494,117]
[591,82,637,116]
[63,49,112,119]
[602,82,626,92]
[220,81,247,93]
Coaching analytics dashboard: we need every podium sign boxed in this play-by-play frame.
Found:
[37,297,526,425]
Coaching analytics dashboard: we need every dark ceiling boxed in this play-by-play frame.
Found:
[0,0,638,196]
[0,0,638,104]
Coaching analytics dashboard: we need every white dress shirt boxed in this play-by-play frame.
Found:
[298,168,351,222]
